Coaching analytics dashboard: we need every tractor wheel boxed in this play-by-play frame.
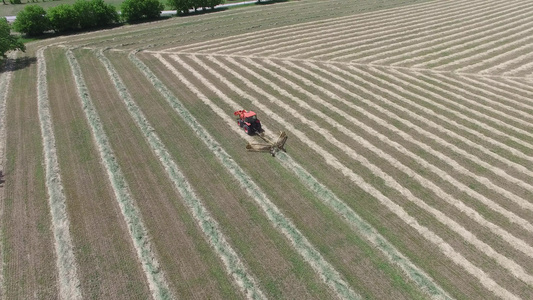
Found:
[243,125,252,135]
[238,120,243,127]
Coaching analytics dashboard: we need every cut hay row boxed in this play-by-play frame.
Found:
[501,53,533,76]
[500,77,533,97]
[355,8,533,65]
[2,50,59,299]
[372,69,532,180]
[416,28,533,70]
[380,68,533,151]
[144,52,360,300]
[443,35,533,73]
[360,2,533,65]
[158,0,347,52]
[476,76,533,104]
[65,48,173,300]
[273,153,452,300]
[247,57,533,238]
[282,0,503,60]
[36,47,82,300]
[209,0,490,59]
[0,57,14,300]
[61,0,326,51]
[206,0,461,56]
[132,0,359,52]
[130,0,390,53]
[461,42,533,75]
[150,53,452,299]
[0,59,13,173]
[165,0,442,53]
[427,72,533,125]
[298,61,533,199]
[304,0,523,62]
[208,56,533,282]
[96,49,265,300]
[318,63,533,183]
[176,53,520,299]
[350,66,533,163]
[473,44,533,75]
[434,73,533,115]
[364,67,533,192]
[268,0,485,59]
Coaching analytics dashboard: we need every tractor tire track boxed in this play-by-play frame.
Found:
[134,52,360,300]
[36,47,82,300]
[146,52,453,300]
[175,53,523,299]
[65,48,173,300]
[97,49,265,300]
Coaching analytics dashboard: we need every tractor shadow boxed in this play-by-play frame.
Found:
[0,56,36,73]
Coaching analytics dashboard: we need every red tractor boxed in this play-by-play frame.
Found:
[234,110,263,135]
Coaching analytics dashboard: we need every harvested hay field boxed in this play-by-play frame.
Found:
[2,0,533,299]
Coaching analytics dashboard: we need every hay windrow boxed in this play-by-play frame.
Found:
[361,2,531,65]
[163,0,442,54]
[345,65,533,165]
[0,56,15,300]
[36,47,82,300]
[96,49,265,300]
[301,61,533,207]
[149,51,451,299]
[65,48,173,300]
[213,0,456,57]
[133,52,360,300]
[321,63,533,180]
[239,57,533,254]
[182,53,522,298]
[284,0,488,60]
[208,55,533,284]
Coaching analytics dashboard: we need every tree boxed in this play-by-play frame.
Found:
[90,0,119,27]
[0,18,25,59]
[207,0,222,10]
[166,0,191,14]
[121,0,163,22]
[73,0,98,29]
[12,5,50,36]
[48,4,78,32]
[74,0,119,30]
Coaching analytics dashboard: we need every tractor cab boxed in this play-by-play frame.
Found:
[234,110,263,135]
[244,113,257,124]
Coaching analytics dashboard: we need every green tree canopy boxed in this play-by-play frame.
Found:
[121,0,163,22]
[48,4,79,33]
[12,5,50,36]
[73,0,119,30]
[0,18,26,59]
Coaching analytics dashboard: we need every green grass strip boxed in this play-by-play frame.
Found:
[65,48,173,300]
[95,49,265,300]
[131,51,360,300]
[36,47,82,300]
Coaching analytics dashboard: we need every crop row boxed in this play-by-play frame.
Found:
[157,0,533,76]
[149,52,533,299]
[57,45,452,299]
[36,47,82,300]
[146,51,452,299]
[0,55,14,300]
[38,46,353,299]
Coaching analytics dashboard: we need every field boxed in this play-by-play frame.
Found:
[1,0,533,299]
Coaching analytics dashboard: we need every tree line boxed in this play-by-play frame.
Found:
[7,0,226,36]
[1,0,227,58]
